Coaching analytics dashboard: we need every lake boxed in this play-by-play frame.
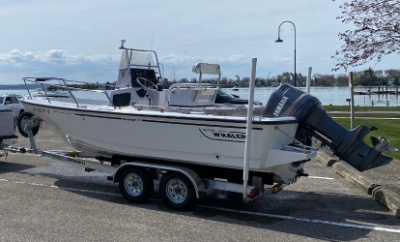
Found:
[1,86,399,107]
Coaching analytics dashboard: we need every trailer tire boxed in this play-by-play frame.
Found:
[17,112,40,137]
[160,172,196,210]
[119,167,153,204]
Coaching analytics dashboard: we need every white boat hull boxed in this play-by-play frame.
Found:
[21,100,315,175]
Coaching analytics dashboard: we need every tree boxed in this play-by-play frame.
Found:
[235,74,240,82]
[386,69,400,85]
[356,69,379,86]
[161,78,170,89]
[332,0,400,71]
[240,77,250,87]
[336,74,349,86]
[219,77,227,87]
[277,72,292,84]
[313,74,335,86]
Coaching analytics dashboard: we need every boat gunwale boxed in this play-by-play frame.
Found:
[20,99,299,127]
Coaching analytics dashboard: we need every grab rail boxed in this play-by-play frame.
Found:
[166,83,218,105]
[22,77,116,109]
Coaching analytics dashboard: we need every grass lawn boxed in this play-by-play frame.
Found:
[322,105,400,160]
[323,105,400,112]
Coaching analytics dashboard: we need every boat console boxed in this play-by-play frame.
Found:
[111,44,221,108]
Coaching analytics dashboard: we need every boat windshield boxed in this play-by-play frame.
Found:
[116,48,161,88]
[119,50,158,71]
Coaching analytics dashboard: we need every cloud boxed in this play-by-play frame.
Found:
[1,49,66,65]
[45,49,65,61]
[0,49,119,84]
[226,55,247,63]
[0,47,277,85]
[3,49,36,63]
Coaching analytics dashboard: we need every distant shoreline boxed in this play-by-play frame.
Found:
[0,84,38,90]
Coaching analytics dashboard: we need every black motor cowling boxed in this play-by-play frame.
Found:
[263,84,391,171]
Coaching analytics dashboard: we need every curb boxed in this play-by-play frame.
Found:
[332,161,378,195]
[316,151,400,217]
[372,187,400,217]
[317,152,339,167]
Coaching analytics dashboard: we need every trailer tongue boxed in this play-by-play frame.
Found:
[263,84,394,171]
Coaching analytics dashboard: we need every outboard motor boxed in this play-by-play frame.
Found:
[263,84,393,171]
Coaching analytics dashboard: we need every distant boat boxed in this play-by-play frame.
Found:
[271,82,280,87]
[30,88,70,98]
[232,86,239,91]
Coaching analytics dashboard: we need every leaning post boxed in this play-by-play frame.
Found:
[243,58,257,203]
[348,72,355,129]
[306,67,312,93]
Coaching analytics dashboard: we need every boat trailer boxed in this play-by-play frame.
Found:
[4,121,270,210]
[2,84,396,210]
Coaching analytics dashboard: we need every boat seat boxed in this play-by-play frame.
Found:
[192,63,221,76]
[147,89,167,106]
[167,83,218,107]
[164,63,221,107]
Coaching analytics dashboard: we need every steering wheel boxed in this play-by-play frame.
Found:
[136,77,158,91]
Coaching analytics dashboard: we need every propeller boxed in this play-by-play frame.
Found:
[371,136,398,152]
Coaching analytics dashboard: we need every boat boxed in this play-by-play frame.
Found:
[19,40,393,199]
[20,40,317,187]
[29,88,70,98]
[232,86,239,91]
[270,81,280,87]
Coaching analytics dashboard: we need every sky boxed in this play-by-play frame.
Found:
[0,0,399,85]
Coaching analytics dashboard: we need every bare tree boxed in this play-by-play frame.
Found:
[332,0,400,71]
[336,74,349,86]
[386,69,400,84]
[313,74,335,86]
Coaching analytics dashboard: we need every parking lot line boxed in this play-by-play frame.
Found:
[307,176,335,180]
[199,205,400,234]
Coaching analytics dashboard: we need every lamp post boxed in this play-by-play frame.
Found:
[275,21,296,87]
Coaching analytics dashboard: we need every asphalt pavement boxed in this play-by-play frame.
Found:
[1,122,400,241]
[6,121,400,218]
[316,146,400,217]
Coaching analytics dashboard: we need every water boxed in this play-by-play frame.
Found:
[1,86,399,107]
[224,86,400,107]
[0,89,28,97]
[0,89,110,102]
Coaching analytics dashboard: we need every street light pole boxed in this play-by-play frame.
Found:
[275,20,296,87]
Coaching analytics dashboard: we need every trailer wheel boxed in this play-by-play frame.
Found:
[160,172,196,210]
[119,167,153,203]
[17,112,40,137]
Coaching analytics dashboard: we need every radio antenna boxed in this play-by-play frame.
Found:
[150,32,154,50]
